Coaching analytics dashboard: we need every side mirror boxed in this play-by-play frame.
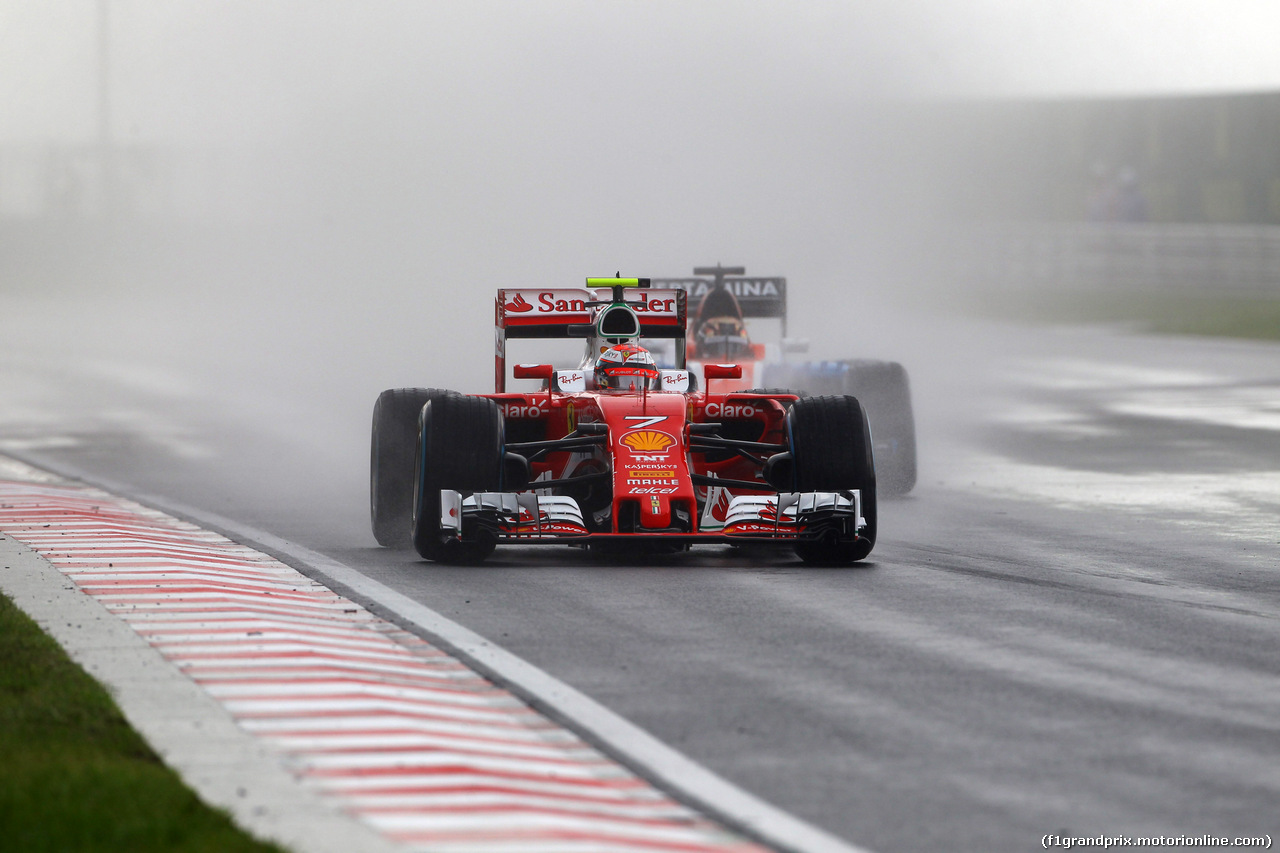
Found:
[703,364,743,381]
[513,363,555,383]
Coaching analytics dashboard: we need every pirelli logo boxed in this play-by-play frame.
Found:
[627,469,676,479]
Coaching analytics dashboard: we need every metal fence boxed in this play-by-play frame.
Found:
[963,222,1280,296]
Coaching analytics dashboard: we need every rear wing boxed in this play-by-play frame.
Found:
[495,286,688,392]
[650,274,788,334]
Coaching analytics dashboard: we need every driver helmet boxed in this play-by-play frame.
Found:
[697,315,748,342]
[594,343,659,391]
[696,315,751,358]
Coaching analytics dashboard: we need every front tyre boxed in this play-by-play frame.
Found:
[788,395,877,564]
[412,395,504,564]
[371,388,458,548]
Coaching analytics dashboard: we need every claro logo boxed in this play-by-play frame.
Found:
[704,402,760,418]
[620,430,675,453]
[501,399,550,419]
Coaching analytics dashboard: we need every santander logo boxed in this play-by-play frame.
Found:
[709,488,731,522]
[505,294,534,313]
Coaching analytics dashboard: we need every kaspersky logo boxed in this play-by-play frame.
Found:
[620,430,675,453]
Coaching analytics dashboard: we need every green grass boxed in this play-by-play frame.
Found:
[975,291,1280,342]
[0,593,287,853]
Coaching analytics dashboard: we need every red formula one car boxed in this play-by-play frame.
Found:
[370,278,876,564]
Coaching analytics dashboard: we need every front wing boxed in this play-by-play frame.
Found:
[439,490,865,545]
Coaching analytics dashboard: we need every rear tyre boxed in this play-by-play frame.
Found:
[787,395,877,564]
[764,360,916,496]
[412,395,504,564]
[842,361,917,497]
[371,388,458,548]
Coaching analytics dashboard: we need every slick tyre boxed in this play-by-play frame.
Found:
[412,395,504,564]
[788,395,877,564]
[843,361,917,496]
[370,388,458,548]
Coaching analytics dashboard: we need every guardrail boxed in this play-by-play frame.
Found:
[963,222,1280,296]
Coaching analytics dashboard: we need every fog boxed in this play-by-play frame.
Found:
[3,3,953,400]
[5,1,1280,442]
[6,11,1280,851]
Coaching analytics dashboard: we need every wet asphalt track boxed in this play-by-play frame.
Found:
[2,293,1278,852]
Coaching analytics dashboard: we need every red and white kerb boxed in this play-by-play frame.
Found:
[0,479,766,853]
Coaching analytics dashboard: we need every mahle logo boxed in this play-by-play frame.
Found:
[620,430,675,453]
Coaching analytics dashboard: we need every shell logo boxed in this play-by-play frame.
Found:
[620,430,675,453]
